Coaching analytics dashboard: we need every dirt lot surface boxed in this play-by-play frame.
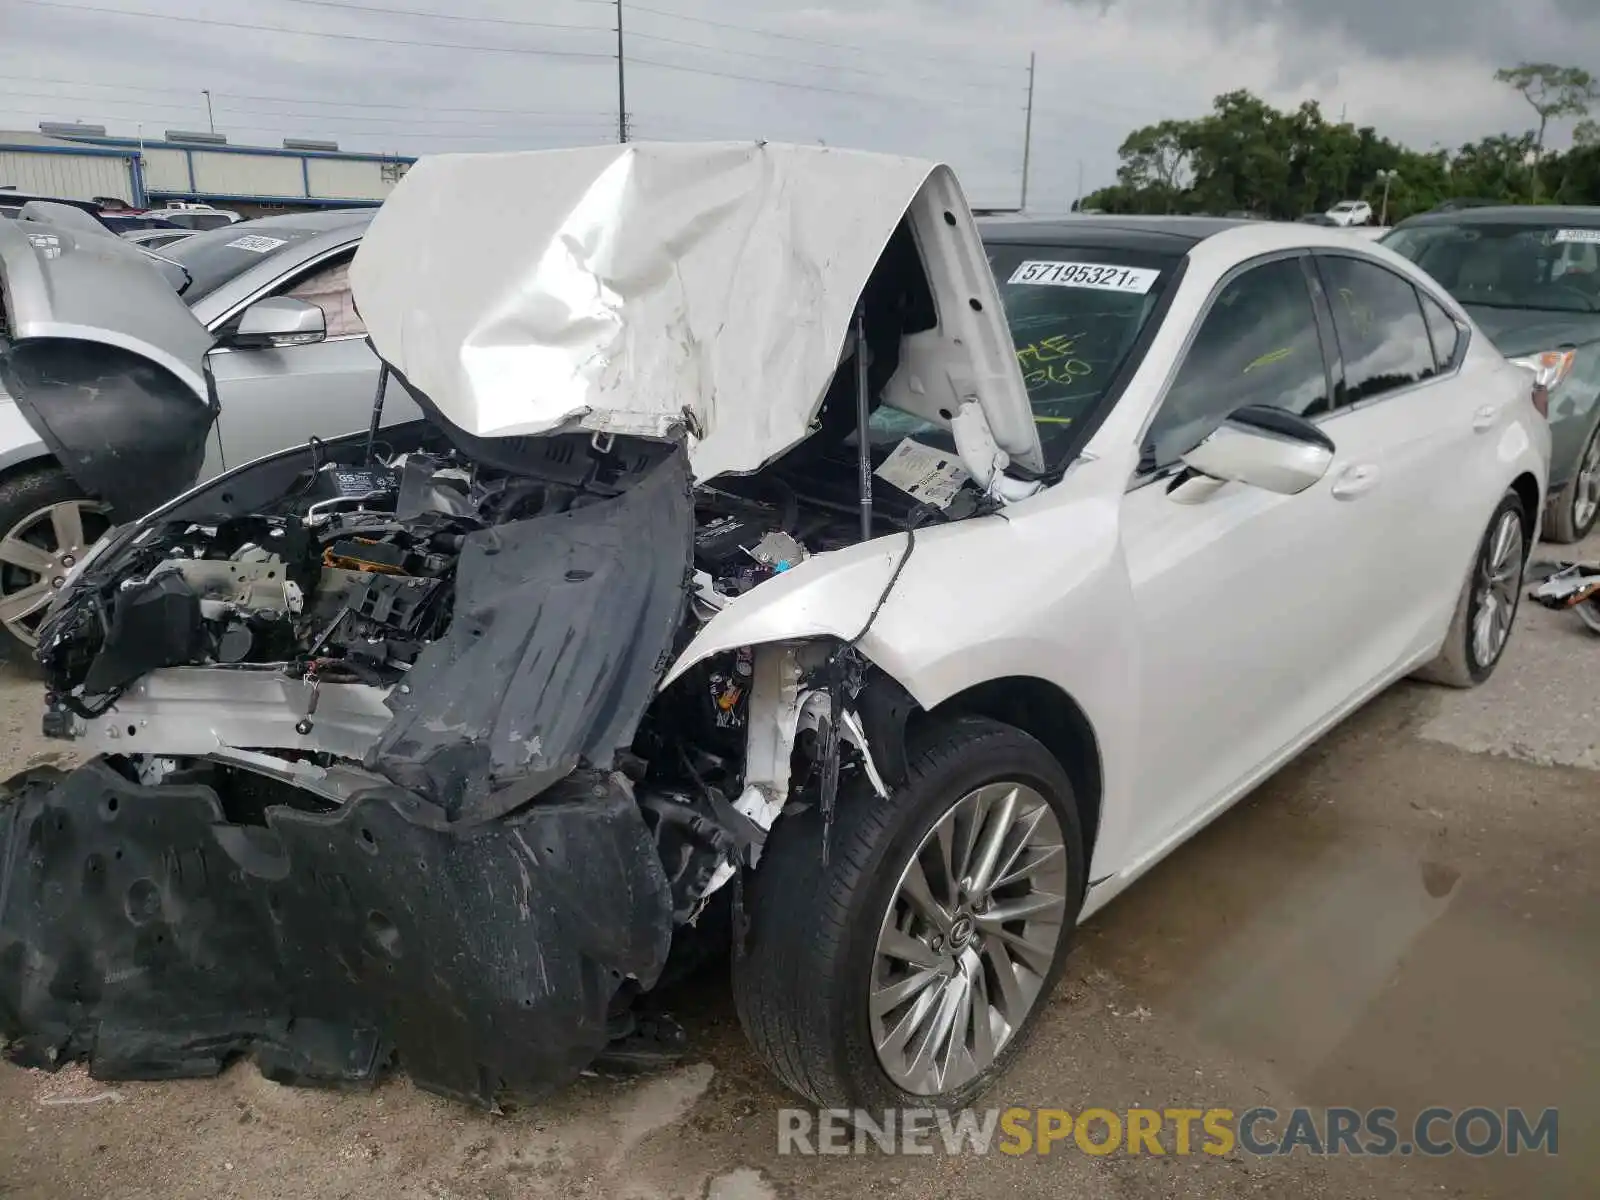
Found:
[2,533,1596,1200]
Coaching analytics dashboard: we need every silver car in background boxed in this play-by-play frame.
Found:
[0,209,411,649]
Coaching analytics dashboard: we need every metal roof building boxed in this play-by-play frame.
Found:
[0,130,143,205]
[0,124,416,211]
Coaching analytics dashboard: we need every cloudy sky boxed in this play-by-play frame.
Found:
[2,0,1598,210]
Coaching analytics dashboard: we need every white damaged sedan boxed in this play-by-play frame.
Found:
[0,143,1548,1110]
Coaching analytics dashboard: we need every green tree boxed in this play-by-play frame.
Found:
[1494,63,1598,163]
[1078,84,1600,218]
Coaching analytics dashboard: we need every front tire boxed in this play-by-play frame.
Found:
[1544,419,1600,544]
[0,466,112,656]
[1414,490,1527,688]
[733,716,1085,1109]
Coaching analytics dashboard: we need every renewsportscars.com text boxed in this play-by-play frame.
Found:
[777,1106,1559,1158]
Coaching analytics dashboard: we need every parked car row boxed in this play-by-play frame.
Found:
[0,143,1571,1115]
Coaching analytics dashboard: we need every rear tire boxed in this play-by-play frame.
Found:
[1544,419,1600,544]
[732,715,1085,1109]
[1414,490,1527,688]
[0,466,112,657]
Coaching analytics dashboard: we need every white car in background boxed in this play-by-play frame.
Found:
[1327,199,1374,226]
[0,147,1550,1114]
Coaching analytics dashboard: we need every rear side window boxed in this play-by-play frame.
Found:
[1143,256,1329,470]
[1316,255,1437,404]
[1420,292,1464,372]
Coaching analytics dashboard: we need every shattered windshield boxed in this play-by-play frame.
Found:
[1382,221,1600,314]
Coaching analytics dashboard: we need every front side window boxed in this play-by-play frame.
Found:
[284,258,365,338]
[1143,256,1329,470]
[1420,292,1463,372]
[1316,255,1436,403]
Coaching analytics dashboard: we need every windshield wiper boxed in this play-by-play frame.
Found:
[135,246,193,296]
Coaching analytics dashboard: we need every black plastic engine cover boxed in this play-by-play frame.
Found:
[0,758,674,1108]
[81,570,206,694]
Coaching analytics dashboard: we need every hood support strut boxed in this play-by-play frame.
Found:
[364,356,390,465]
[854,303,875,541]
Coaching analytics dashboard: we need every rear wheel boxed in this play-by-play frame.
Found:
[733,716,1085,1109]
[1545,420,1600,544]
[0,467,113,654]
[1414,490,1526,688]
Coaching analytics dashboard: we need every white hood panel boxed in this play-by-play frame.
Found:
[351,142,1039,480]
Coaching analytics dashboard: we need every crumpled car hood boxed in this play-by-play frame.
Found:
[0,212,217,516]
[350,141,1042,480]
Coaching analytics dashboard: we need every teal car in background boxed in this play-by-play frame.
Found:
[1383,207,1600,543]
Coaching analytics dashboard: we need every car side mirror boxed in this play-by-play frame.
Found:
[1176,405,1335,498]
[228,297,326,349]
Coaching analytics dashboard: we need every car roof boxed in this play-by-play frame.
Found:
[229,209,376,233]
[1396,205,1600,229]
[979,215,1248,254]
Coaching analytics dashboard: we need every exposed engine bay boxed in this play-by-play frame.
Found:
[0,147,1033,1107]
[4,402,955,1106]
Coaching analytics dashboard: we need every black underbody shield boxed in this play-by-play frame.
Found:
[2,443,699,1106]
[0,759,675,1107]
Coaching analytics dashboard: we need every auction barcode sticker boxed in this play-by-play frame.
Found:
[226,234,288,253]
[1008,260,1159,293]
[1553,229,1600,244]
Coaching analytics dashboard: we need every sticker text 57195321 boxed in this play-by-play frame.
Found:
[226,234,289,254]
[1008,261,1160,294]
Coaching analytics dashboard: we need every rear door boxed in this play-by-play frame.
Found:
[1308,251,1487,674]
[202,251,419,478]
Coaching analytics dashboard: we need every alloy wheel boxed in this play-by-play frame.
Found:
[1471,509,1523,670]
[0,499,112,648]
[869,781,1068,1097]
[1573,428,1600,535]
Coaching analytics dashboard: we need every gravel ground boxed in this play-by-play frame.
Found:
[1,532,1595,1200]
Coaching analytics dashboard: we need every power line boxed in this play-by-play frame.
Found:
[265,0,608,37]
[625,3,1017,73]
[265,0,1023,91]
[622,27,1024,94]
[0,74,614,119]
[213,104,614,129]
[10,3,1027,112]
[628,53,1027,110]
[12,0,614,60]
[0,87,614,131]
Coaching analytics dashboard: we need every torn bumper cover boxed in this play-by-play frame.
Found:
[0,759,674,1106]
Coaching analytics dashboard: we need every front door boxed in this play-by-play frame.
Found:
[1118,253,1387,854]
[202,255,419,480]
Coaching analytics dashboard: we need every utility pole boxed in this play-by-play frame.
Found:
[201,89,215,134]
[615,0,628,143]
[1075,159,1085,212]
[1020,52,1035,212]
[1376,168,1398,225]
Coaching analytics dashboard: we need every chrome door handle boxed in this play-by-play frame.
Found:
[1331,462,1381,500]
[1473,404,1500,433]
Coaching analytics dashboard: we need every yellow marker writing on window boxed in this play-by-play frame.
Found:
[1243,347,1292,374]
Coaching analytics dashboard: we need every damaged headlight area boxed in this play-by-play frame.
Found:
[2,422,921,1107]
